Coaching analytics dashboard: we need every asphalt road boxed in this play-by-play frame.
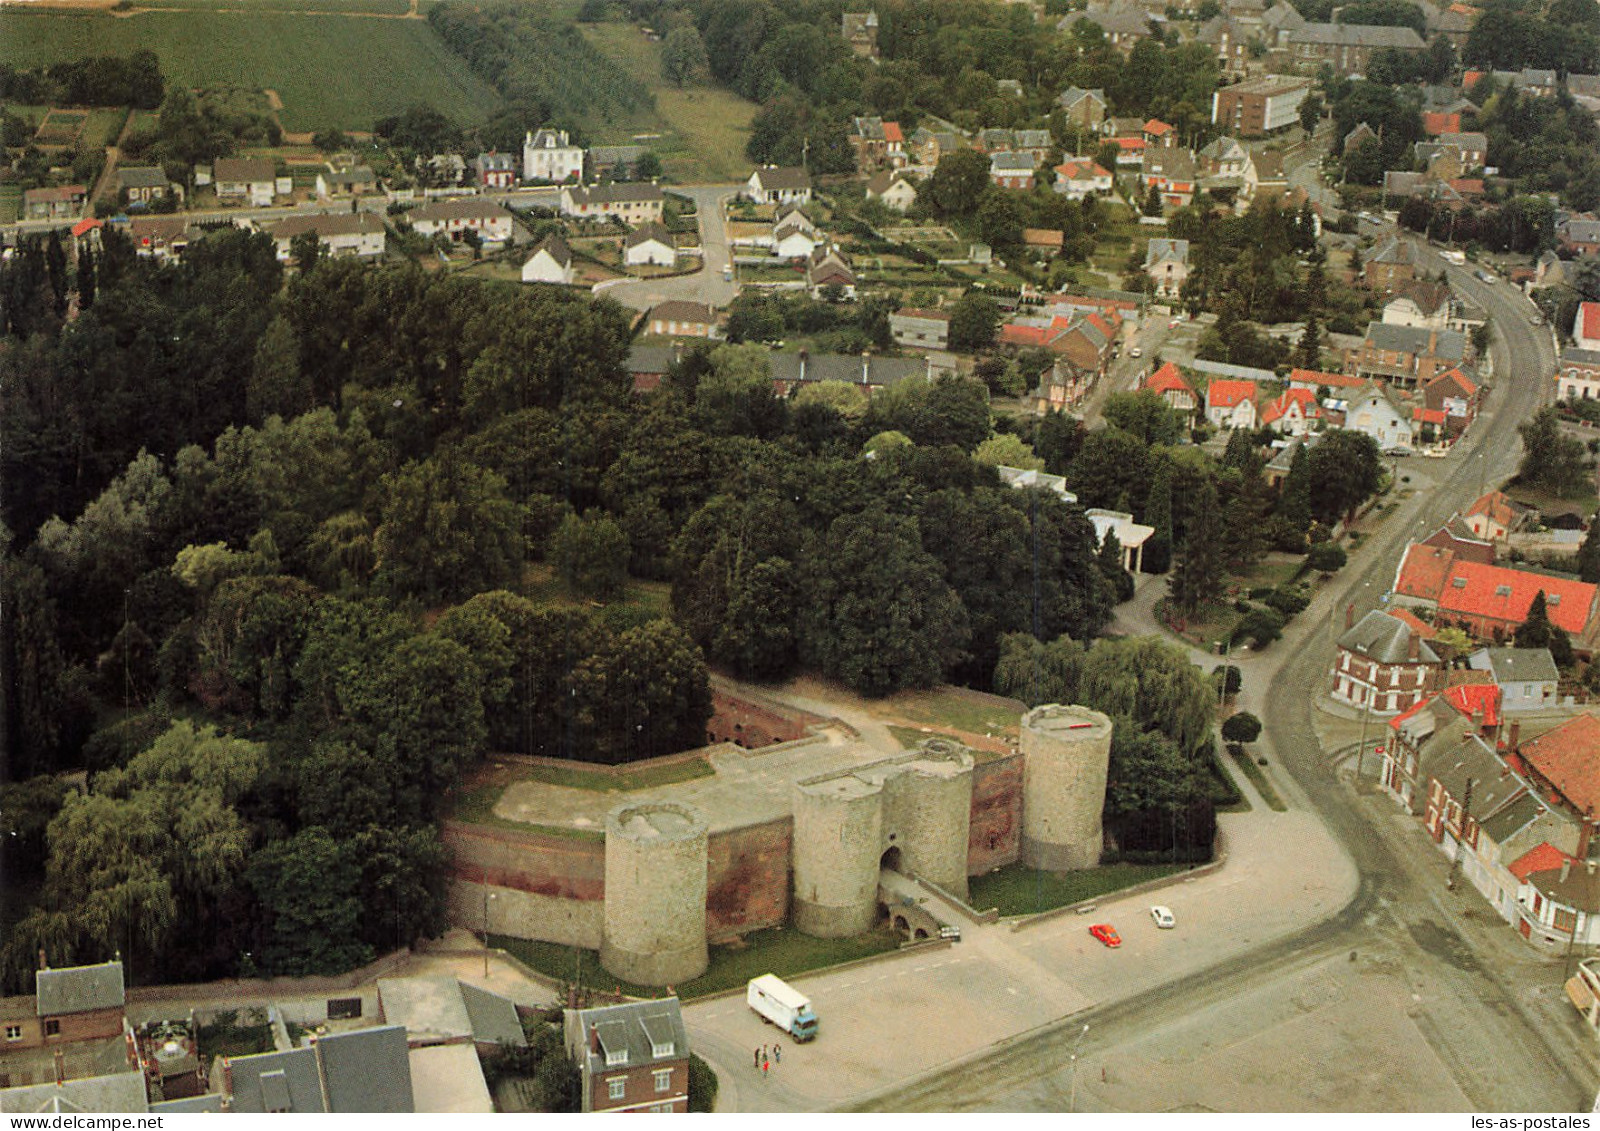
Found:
[851,239,1596,1112]
[592,184,741,313]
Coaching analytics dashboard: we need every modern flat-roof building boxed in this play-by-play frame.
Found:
[1211,75,1311,136]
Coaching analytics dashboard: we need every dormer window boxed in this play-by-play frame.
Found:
[1495,584,1511,597]
[651,1039,675,1058]
[606,1047,628,1067]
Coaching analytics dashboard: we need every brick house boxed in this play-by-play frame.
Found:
[1422,366,1480,440]
[1331,609,1442,715]
[1210,74,1311,135]
[472,152,517,190]
[1364,236,1418,292]
[564,999,690,1113]
[1140,149,1197,208]
[988,151,1037,190]
[1355,323,1467,388]
[849,117,905,170]
[1057,87,1108,134]
[1392,542,1598,642]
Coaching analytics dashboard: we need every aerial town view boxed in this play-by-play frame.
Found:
[4,0,1600,1116]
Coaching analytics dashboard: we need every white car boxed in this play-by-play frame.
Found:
[1150,905,1176,929]
[1129,346,1143,358]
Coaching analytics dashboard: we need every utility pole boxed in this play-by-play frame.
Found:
[1446,777,1473,891]
[1068,1023,1091,1112]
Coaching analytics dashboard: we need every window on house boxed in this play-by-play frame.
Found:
[4,1025,21,1041]
[1555,907,1577,933]
[44,1020,60,1037]
[608,1078,627,1101]
[654,1069,673,1093]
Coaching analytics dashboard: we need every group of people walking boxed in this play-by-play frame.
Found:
[753,1042,782,1076]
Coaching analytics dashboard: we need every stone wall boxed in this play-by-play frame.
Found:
[705,686,827,748]
[442,821,606,949]
[705,818,792,942]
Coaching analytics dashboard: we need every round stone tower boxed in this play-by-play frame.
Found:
[883,739,974,899]
[1020,704,1113,871]
[600,801,709,986]
[791,774,884,938]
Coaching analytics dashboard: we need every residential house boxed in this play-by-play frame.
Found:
[989,151,1037,190]
[626,345,680,394]
[472,152,517,190]
[1573,301,1600,351]
[1365,236,1419,291]
[1285,22,1425,77]
[745,167,812,207]
[1535,250,1568,288]
[624,222,676,268]
[850,117,905,170]
[116,166,174,207]
[1010,129,1056,163]
[267,213,386,261]
[1206,378,1259,429]
[1381,684,1498,813]
[523,128,584,183]
[1144,361,1198,416]
[1344,379,1412,448]
[214,157,276,206]
[0,960,130,1093]
[808,246,857,299]
[1036,356,1095,412]
[1422,111,1463,136]
[22,184,88,221]
[1394,546,1598,640]
[1437,130,1488,168]
[0,1072,149,1114]
[128,215,197,262]
[1467,648,1559,712]
[865,171,918,211]
[1356,322,1467,388]
[1461,489,1527,545]
[587,145,649,180]
[1382,280,1452,330]
[225,1025,414,1113]
[772,204,821,259]
[842,10,880,59]
[561,183,665,225]
[890,308,951,350]
[1059,3,1160,51]
[419,153,467,188]
[1558,343,1600,402]
[1053,159,1114,200]
[315,165,377,200]
[1110,135,1147,167]
[1144,118,1177,147]
[649,300,718,338]
[1422,365,1481,439]
[907,128,964,167]
[1141,148,1198,207]
[1332,609,1442,714]
[1211,74,1311,135]
[406,198,515,245]
[520,235,574,285]
[1288,367,1367,395]
[1143,237,1190,297]
[564,999,690,1113]
[1058,87,1110,133]
[1260,386,1322,435]
[768,351,927,396]
[1559,217,1600,257]
[1344,121,1379,153]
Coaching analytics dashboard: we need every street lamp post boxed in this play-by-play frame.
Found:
[1068,1023,1090,1112]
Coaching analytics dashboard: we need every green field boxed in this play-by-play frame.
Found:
[126,0,414,10]
[0,10,501,132]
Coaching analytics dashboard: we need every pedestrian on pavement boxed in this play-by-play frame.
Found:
[753,1047,760,1069]
[774,1042,781,1064]
[762,1057,769,1078]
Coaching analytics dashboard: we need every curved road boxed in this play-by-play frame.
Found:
[848,242,1593,1112]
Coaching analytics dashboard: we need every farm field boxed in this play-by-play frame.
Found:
[0,10,501,132]
[578,21,755,183]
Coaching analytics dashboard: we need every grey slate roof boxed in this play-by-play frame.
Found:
[1479,790,1549,844]
[1562,218,1600,244]
[1526,861,1600,912]
[1561,346,1600,366]
[1473,647,1559,685]
[150,1093,225,1113]
[226,1047,326,1113]
[769,352,924,387]
[1428,735,1522,815]
[752,167,811,192]
[567,183,665,205]
[571,999,689,1080]
[1364,321,1466,360]
[460,983,526,1049]
[625,345,679,375]
[0,1072,149,1114]
[36,961,124,1017]
[1338,609,1440,664]
[1188,358,1277,382]
[625,221,675,249]
[1143,237,1189,267]
[530,234,572,267]
[1294,21,1425,47]
[990,151,1037,172]
[317,1025,414,1113]
[117,166,169,190]
[588,145,647,168]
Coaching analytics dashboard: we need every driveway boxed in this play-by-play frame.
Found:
[594,184,742,314]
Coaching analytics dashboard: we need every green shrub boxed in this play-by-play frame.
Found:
[688,1052,719,1112]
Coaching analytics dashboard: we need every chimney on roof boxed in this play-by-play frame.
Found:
[38,949,48,971]
[1583,812,1597,861]
[1509,720,1520,751]
[1563,859,1573,883]
[1346,603,1355,630]
[590,1025,601,1054]
[1408,633,1419,661]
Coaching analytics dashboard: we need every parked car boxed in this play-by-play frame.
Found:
[1129,346,1143,358]
[1150,906,1176,929]
[1089,923,1121,948]
[1384,446,1412,457]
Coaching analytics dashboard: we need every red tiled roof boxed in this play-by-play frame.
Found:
[1085,312,1113,339]
[1056,160,1111,179]
[1207,379,1256,408]
[71,217,102,238]
[999,323,1055,348]
[1582,301,1600,342]
[1395,543,1456,600]
[1413,407,1448,424]
[1422,111,1462,136]
[1448,178,1485,195]
[1113,136,1146,151]
[1145,362,1191,395]
[1437,561,1596,635]
[1143,118,1174,135]
[1024,227,1065,247]
[1465,489,1516,528]
[1463,70,1485,88]
[1262,387,1320,424]
[1520,715,1600,815]
[1289,367,1365,390]
[882,121,904,143]
[1387,606,1437,639]
[1388,695,1432,732]
[1442,682,1500,728]
[1510,842,1572,883]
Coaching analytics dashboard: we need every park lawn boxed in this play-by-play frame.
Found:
[578,21,755,182]
[0,10,501,132]
[493,924,904,1002]
[967,861,1188,917]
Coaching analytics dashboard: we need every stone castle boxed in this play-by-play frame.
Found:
[447,698,1112,986]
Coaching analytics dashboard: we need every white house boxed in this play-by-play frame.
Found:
[1574,301,1600,351]
[315,165,377,200]
[865,171,918,212]
[406,198,515,246]
[1468,647,1559,713]
[773,207,820,260]
[1052,158,1113,201]
[560,183,665,225]
[1259,386,1322,436]
[523,128,584,184]
[214,157,276,207]
[1382,280,1452,330]
[1205,378,1258,429]
[745,167,812,206]
[267,212,386,261]
[1345,381,1412,449]
[521,235,574,284]
[623,222,676,268]
[1144,238,1190,298]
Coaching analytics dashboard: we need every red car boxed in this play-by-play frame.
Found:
[1089,923,1121,948]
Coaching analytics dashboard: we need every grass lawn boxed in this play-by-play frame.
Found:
[968,861,1189,917]
[882,687,1023,741]
[577,22,755,183]
[0,185,20,225]
[82,107,129,149]
[448,779,607,838]
[1506,481,1598,520]
[493,924,903,1001]
[128,0,414,9]
[0,10,502,131]
[1227,744,1287,811]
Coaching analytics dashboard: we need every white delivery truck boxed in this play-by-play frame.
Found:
[747,974,819,1042]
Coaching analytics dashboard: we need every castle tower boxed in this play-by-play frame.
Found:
[1020,704,1113,871]
[600,801,709,986]
[791,773,884,938]
[880,739,974,899]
